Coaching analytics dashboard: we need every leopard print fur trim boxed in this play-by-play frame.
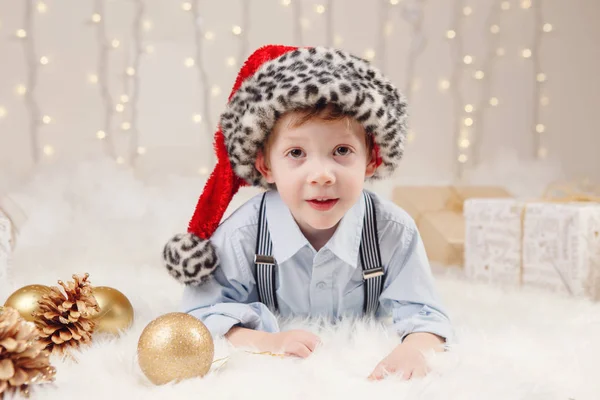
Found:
[163,233,219,286]
[219,46,408,188]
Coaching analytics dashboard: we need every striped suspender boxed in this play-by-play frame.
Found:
[254,193,279,312]
[358,191,384,315]
[254,191,384,315]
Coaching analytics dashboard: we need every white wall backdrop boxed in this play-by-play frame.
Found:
[0,0,598,193]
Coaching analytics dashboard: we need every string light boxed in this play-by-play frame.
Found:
[390,0,400,4]
[489,97,499,106]
[184,57,195,67]
[496,47,505,56]
[490,24,500,34]
[42,115,51,124]
[474,70,484,79]
[115,104,125,112]
[204,31,215,40]
[464,117,473,127]
[142,19,152,31]
[198,167,209,175]
[536,72,546,82]
[465,104,474,113]
[333,34,343,46]
[92,13,102,23]
[137,146,146,155]
[540,96,549,106]
[111,39,120,48]
[232,25,242,35]
[446,30,456,39]
[460,139,470,148]
[181,2,192,11]
[16,29,27,39]
[126,67,136,76]
[43,145,54,156]
[121,122,131,130]
[37,2,48,13]
[521,48,532,58]
[192,114,202,123]
[325,0,333,46]
[458,154,468,163]
[535,124,545,133]
[438,79,450,91]
[501,1,510,10]
[116,156,125,164]
[0,107,6,119]
[463,55,473,64]
[91,0,116,160]
[39,56,49,65]
[281,0,291,6]
[145,45,155,54]
[364,49,376,61]
[226,57,236,67]
[237,0,251,69]
[463,6,472,16]
[120,94,129,103]
[543,23,553,32]
[520,0,531,9]
[315,4,325,14]
[15,85,27,96]
[211,85,221,96]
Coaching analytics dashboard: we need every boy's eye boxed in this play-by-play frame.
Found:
[288,149,305,158]
[334,146,351,156]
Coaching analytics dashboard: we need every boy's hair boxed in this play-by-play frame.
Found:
[262,103,374,165]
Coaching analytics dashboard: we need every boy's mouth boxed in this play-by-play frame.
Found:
[306,198,339,211]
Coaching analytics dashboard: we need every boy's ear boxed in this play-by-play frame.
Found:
[365,147,378,178]
[255,151,275,183]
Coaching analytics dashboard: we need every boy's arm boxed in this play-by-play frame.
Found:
[180,227,279,338]
[378,222,454,348]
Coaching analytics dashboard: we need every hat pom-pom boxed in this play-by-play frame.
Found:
[162,233,219,286]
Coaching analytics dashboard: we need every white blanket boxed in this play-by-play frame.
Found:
[2,160,598,399]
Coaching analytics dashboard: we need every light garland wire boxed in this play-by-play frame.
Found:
[21,0,41,163]
[128,0,145,165]
[470,0,502,166]
[293,0,303,46]
[532,0,546,159]
[190,0,215,167]
[401,0,428,100]
[325,0,333,47]
[375,0,389,73]
[448,0,468,179]
[238,0,250,64]
[92,0,117,160]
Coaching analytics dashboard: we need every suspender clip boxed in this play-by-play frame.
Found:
[254,254,276,265]
[363,267,384,280]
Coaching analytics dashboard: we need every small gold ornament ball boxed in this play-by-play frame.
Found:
[137,312,214,385]
[3,284,51,322]
[91,286,134,334]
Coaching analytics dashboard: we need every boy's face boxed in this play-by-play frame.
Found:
[255,111,377,236]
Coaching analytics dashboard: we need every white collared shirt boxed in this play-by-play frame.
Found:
[181,189,454,343]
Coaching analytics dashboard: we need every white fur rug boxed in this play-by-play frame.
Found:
[1,160,599,400]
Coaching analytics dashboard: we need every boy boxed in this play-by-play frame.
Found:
[163,45,454,380]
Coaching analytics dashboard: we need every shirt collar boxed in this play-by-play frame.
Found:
[265,190,366,268]
[265,190,310,264]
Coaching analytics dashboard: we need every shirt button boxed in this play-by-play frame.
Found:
[316,281,327,290]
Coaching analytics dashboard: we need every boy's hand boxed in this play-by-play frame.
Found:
[226,326,321,358]
[368,332,445,381]
[262,329,322,358]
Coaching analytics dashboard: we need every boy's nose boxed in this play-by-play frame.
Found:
[308,167,336,186]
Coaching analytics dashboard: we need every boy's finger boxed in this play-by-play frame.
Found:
[367,364,385,381]
[288,343,312,358]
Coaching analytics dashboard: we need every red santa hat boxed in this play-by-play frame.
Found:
[163,44,408,285]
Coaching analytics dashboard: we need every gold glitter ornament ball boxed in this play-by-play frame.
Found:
[3,284,51,322]
[137,312,214,385]
[91,286,134,334]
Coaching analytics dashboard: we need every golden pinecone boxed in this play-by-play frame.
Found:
[0,307,56,398]
[32,273,100,355]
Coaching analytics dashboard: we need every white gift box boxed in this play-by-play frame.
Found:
[464,198,600,300]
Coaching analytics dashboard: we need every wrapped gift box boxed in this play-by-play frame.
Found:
[464,198,600,300]
[392,186,511,266]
